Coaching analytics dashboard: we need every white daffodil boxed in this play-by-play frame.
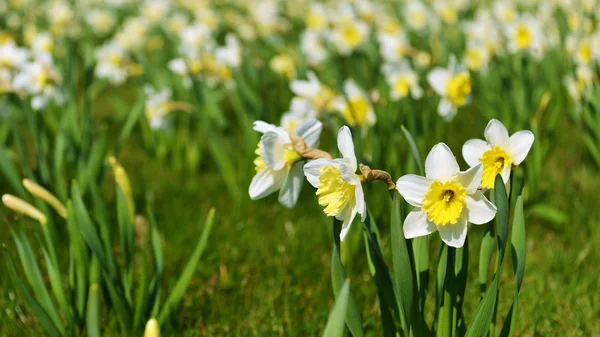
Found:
[383,61,423,101]
[396,143,497,248]
[290,71,336,113]
[86,9,117,35]
[249,120,323,209]
[305,3,328,32]
[215,33,241,68]
[0,41,28,72]
[144,86,173,129]
[504,16,545,58]
[405,2,430,31]
[303,126,366,241]
[13,57,62,110]
[462,119,535,190]
[378,33,411,64]
[328,17,369,56]
[427,55,471,120]
[463,43,490,72]
[300,31,328,66]
[334,79,376,131]
[95,42,130,85]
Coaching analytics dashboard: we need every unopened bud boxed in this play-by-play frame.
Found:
[2,194,47,225]
[109,157,135,220]
[23,179,67,218]
[144,318,160,337]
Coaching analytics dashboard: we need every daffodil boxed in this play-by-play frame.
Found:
[382,61,423,101]
[427,56,471,120]
[504,16,545,57]
[144,86,192,129]
[462,119,535,189]
[269,53,296,80]
[303,126,366,241]
[290,71,336,113]
[396,143,496,248]
[405,2,430,31]
[335,79,376,131]
[13,57,62,110]
[300,31,328,66]
[328,14,369,56]
[249,120,323,208]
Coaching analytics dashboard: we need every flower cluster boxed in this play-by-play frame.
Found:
[249,118,534,247]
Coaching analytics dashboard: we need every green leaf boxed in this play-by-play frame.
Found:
[158,208,215,323]
[0,145,28,198]
[323,280,351,337]
[118,96,145,147]
[401,125,424,175]
[5,252,62,337]
[332,219,364,337]
[86,283,101,337]
[391,193,414,333]
[527,203,568,226]
[362,212,399,337]
[117,186,135,304]
[478,224,494,297]
[12,230,65,335]
[42,249,72,328]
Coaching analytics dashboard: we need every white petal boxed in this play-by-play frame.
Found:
[353,183,367,221]
[396,174,434,207]
[484,119,510,148]
[427,68,450,95]
[507,130,534,165]
[466,191,497,225]
[425,143,460,182]
[249,169,286,200]
[437,214,468,248]
[295,119,323,148]
[278,162,305,208]
[462,139,490,168]
[403,208,438,239]
[437,98,456,120]
[260,132,286,170]
[339,201,357,242]
[337,126,357,170]
[253,121,277,134]
[303,158,332,187]
[454,164,483,194]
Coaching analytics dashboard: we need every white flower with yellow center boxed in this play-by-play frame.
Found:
[306,3,328,32]
[290,71,336,113]
[144,86,190,129]
[493,1,517,25]
[427,56,471,120]
[379,33,411,64]
[0,41,28,71]
[95,42,129,85]
[335,80,376,130]
[505,16,545,57]
[329,17,369,56]
[13,58,62,110]
[87,9,117,35]
[434,0,459,25]
[462,119,534,190]
[142,0,170,23]
[301,31,328,66]
[215,34,241,68]
[405,2,430,31]
[250,120,323,208]
[270,54,296,80]
[383,61,423,101]
[464,43,490,72]
[396,143,497,248]
[303,126,366,241]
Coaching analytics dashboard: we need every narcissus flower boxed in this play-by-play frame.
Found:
[397,143,496,248]
[427,56,471,120]
[462,119,535,189]
[249,120,323,208]
[334,80,376,131]
[303,126,366,241]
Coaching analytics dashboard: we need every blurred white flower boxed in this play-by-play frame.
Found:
[335,79,376,131]
[87,9,117,35]
[427,55,471,120]
[250,120,323,208]
[383,61,423,100]
[13,57,62,110]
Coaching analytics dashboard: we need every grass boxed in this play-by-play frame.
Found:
[1,112,599,336]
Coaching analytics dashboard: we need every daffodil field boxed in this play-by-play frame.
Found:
[1,0,599,336]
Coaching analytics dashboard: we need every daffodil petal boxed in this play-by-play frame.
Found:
[466,191,497,225]
[454,164,483,194]
[462,139,490,168]
[396,174,434,207]
[437,214,468,248]
[404,209,438,239]
[337,126,357,170]
[303,158,332,188]
[295,119,323,149]
[278,162,304,209]
[354,183,366,221]
[339,200,357,242]
[253,120,278,134]
[425,143,460,182]
[249,168,286,200]
[507,130,534,165]
[484,119,510,148]
[427,68,450,95]
[260,132,287,170]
